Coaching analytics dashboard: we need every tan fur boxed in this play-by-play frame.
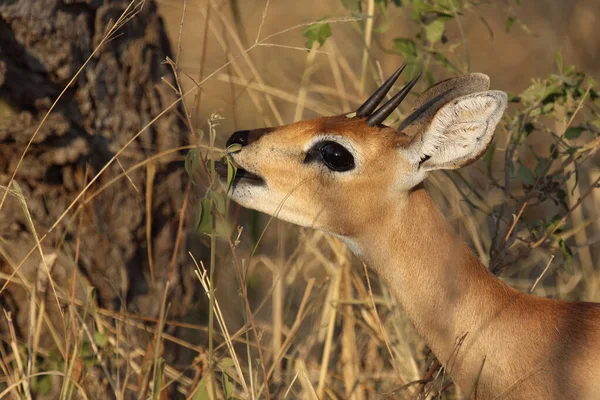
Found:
[219,74,600,399]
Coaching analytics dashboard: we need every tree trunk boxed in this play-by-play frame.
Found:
[0,0,195,396]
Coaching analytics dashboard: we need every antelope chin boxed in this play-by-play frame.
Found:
[214,159,268,209]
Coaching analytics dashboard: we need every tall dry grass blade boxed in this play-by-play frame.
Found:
[316,269,341,398]
[11,182,65,329]
[192,0,212,130]
[146,160,156,283]
[294,42,319,122]
[341,260,365,400]
[255,0,270,44]
[4,309,32,400]
[272,238,284,384]
[327,47,350,112]
[191,254,250,396]
[295,359,319,400]
[29,253,57,390]
[150,281,170,400]
[0,371,89,400]
[215,74,338,115]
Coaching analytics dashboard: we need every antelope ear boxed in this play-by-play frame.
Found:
[400,73,491,137]
[403,90,507,171]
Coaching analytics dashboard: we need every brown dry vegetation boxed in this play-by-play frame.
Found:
[0,0,599,399]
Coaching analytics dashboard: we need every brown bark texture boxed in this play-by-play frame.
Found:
[0,1,197,394]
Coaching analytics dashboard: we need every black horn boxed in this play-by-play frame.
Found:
[356,64,406,118]
[367,71,422,127]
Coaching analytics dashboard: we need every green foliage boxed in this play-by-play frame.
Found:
[382,0,478,80]
[94,331,108,347]
[220,357,235,368]
[489,56,599,272]
[221,372,234,399]
[564,126,585,139]
[32,374,53,395]
[191,380,210,400]
[185,147,202,184]
[302,19,332,49]
[186,113,235,237]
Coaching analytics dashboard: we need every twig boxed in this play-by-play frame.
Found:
[530,255,555,293]
[495,201,528,258]
[255,0,270,44]
[175,0,187,64]
[531,175,600,248]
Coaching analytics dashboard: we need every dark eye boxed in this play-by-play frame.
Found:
[319,141,355,172]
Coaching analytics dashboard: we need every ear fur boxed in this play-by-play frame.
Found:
[400,73,491,137]
[405,90,507,171]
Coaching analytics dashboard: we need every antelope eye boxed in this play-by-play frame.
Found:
[319,141,355,172]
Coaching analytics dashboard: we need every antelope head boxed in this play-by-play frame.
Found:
[215,66,507,238]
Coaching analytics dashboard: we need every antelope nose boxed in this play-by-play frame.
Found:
[226,130,250,148]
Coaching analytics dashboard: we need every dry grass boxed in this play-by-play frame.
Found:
[1,0,599,399]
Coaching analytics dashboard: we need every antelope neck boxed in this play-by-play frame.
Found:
[349,187,517,364]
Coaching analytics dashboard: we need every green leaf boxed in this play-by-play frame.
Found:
[479,15,494,40]
[32,375,52,395]
[226,157,238,191]
[191,379,209,400]
[524,122,535,135]
[302,20,332,49]
[185,148,202,183]
[564,126,585,139]
[549,143,559,159]
[220,357,235,369]
[558,238,574,273]
[94,332,108,347]
[554,50,563,72]
[556,189,569,210]
[411,0,434,21]
[425,18,445,44]
[222,372,233,399]
[340,0,360,11]
[505,16,515,32]
[211,191,226,215]
[227,143,242,153]
[516,165,535,185]
[152,358,165,400]
[373,19,391,33]
[196,128,205,142]
[392,38,417,59]
[196,197,213,233]
[534,157,550,177]
[548,214,564,234]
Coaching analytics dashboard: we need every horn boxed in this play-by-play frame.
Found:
[366,71,422,127]
[356,64,406,118]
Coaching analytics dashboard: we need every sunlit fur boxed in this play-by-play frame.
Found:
[225,115,412,236]
[220,74,600,399]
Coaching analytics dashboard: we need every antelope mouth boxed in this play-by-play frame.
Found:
[214,160,265,186]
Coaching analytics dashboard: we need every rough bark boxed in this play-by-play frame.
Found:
[0,0,196,395]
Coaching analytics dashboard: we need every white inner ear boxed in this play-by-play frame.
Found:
[405,91,507,171]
